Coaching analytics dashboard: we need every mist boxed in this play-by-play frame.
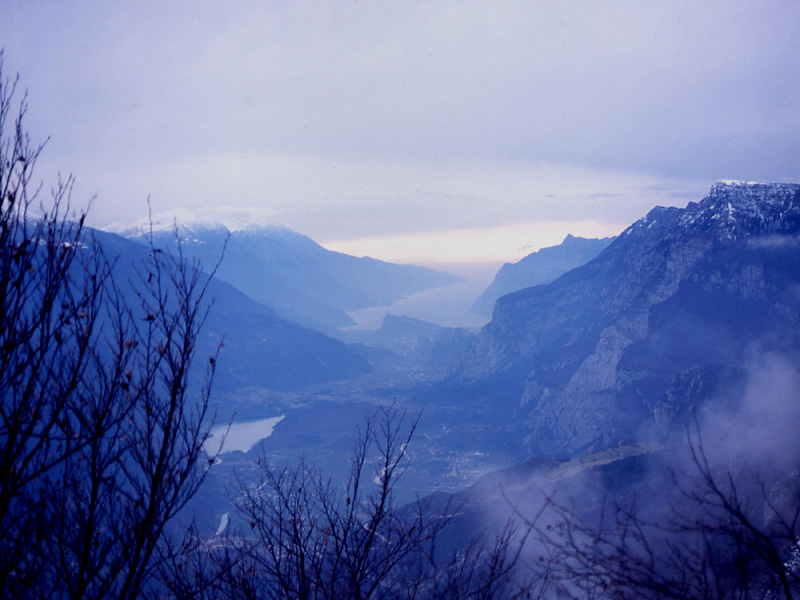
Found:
[3,1,800,264]
[2,3,800,598]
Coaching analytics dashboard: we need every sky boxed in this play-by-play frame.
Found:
[2,1,799,265]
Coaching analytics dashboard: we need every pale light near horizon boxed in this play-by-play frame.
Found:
[323,219,625,265]
[2,0,798,266]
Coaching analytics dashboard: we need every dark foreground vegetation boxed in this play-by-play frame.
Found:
[0,55,221,598]
[0,56,535,600]
[529,423,800,599]
[1,56,798,600]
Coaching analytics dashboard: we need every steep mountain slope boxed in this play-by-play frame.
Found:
[91,228,371,391]
[456,181,800,457]
[470,234,614,316]
[107,213,460,331]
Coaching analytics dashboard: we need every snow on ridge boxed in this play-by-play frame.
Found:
[678,180,800,238]
[610,181,800,241]
[717,179,764,186]
[104,206,284,236]
[712,180,800,192]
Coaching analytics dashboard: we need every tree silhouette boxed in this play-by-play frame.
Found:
[0,52,221,600]
[530,422,800,600]
[173,407,545,600]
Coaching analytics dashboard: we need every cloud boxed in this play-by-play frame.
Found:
[698,351,800,474]
[748,234,800,250]
[323,219,623,265]
[2,0,799,262]
[77,154,702,256]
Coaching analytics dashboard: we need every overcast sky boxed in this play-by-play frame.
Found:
[2,1,799,264]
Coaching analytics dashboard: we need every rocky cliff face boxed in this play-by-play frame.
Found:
[456,182,800,457]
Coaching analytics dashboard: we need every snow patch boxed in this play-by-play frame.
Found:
[215,512,229,536]
[718,180,763,186]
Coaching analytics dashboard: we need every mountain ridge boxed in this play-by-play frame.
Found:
[453,181,800,457]
[470,234,615,317]
[89,227,372,392]
[106,212,461,332]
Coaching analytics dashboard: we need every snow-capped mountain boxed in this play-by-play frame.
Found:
[105,209,460,332]
[105,205,283,236]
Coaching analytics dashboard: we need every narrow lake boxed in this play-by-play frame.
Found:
[344,262,498,330]
[204,416,285,455]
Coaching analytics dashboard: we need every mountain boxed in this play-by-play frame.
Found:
[470,234,615,316]
[90,228,371,392]
[106,211,460,331]
[454,181,800,457]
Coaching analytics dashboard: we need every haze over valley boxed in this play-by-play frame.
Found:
[3,2,800,597]
[101,181,800,521]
